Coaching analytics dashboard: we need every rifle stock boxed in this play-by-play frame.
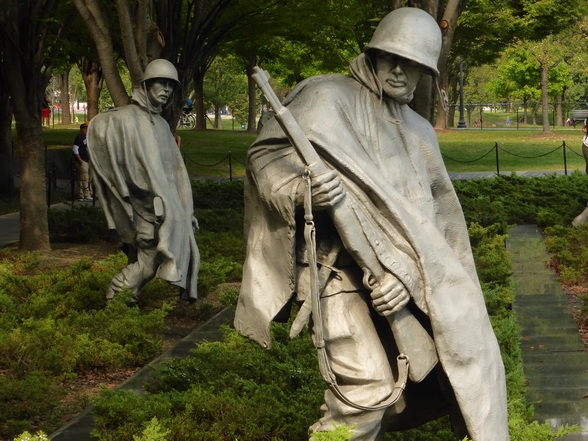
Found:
[252,66,438,382]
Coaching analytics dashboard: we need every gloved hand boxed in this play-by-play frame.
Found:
[370,272,410,316]
[305,163,345,210]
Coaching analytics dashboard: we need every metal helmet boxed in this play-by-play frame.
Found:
[364,8,441,76]
[142,59,180,86]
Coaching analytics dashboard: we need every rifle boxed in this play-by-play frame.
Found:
[252,66,438,383]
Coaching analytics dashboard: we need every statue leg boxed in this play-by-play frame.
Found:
[106,246,159,301]
[572,202,588,227]
[105,215,161,300]
[309,291,404,441]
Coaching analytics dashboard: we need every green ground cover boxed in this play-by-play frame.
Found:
[0,181,245,440]
[5,175,588,440]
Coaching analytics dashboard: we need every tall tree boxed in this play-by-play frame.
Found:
[0,0,76,251]
[490,46,541,123]
[57,67,73,125]
[75,0,277,132]
[78,55,104,120]
[525,26,588,132]
[0,50,13,198]
[72,0,135,107]
[155,0,283,130]
[204,56,247,128]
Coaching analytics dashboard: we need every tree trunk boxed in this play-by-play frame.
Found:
[414,76,435,123]
[114,0,145,88]
[17,119,50,251]
[245,60,257,132]
[540,65,550,133]
[446,78,459,128]
[73,0,130,107]
[6,66,50,250]
[447,105,456,128]
[556,93,564,127]
[433,0,466,129]
[214,104,221,129]
[193,68,206,130]
[78,56,104,120]
[2,40,50,251]
[59,68,72,125]
[0,87,13,198]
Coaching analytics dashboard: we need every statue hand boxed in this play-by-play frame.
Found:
[370,273,410,316]
[307,165,345,209]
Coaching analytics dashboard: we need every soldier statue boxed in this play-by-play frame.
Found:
[88,59,200,303]
[235,8,509,441]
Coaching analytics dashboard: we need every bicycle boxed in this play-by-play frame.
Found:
[177,108,196,130]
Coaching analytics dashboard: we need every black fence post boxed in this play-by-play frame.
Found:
[71,160,76,203]
[46,168,52,208]
[563,141,568,176]
[495,142,500,175]
[229,151,233,182]
[52,162,57,191]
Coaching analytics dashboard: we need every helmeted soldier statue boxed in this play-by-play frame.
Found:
[234,8,509,441]
[88,59,200,303]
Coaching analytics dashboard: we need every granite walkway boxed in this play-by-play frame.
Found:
[508,225,588,439]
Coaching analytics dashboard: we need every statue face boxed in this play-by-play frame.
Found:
[147,79,175,107]
[374,53,423,101]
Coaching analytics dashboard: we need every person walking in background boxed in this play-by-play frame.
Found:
[42,95,51,126]
[73,122,92,201]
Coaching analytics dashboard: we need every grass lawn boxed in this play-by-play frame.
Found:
[40,122,587,179]
[438,128,586,173]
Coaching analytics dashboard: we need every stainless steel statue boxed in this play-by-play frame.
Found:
[234,8,509,441]
[87,59,200,303]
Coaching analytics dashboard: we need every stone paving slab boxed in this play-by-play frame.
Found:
[508,225,588,439]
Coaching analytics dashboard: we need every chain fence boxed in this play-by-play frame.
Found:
[441,140,585,175]
[1,144,585,214]
[182,151,247,182]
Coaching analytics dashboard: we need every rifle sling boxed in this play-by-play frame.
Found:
[302,169,409,411]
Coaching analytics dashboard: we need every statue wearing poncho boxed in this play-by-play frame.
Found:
[87,60,199,302]
[234,10,509,441]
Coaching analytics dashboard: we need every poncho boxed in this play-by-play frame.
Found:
[87,89,199,301]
